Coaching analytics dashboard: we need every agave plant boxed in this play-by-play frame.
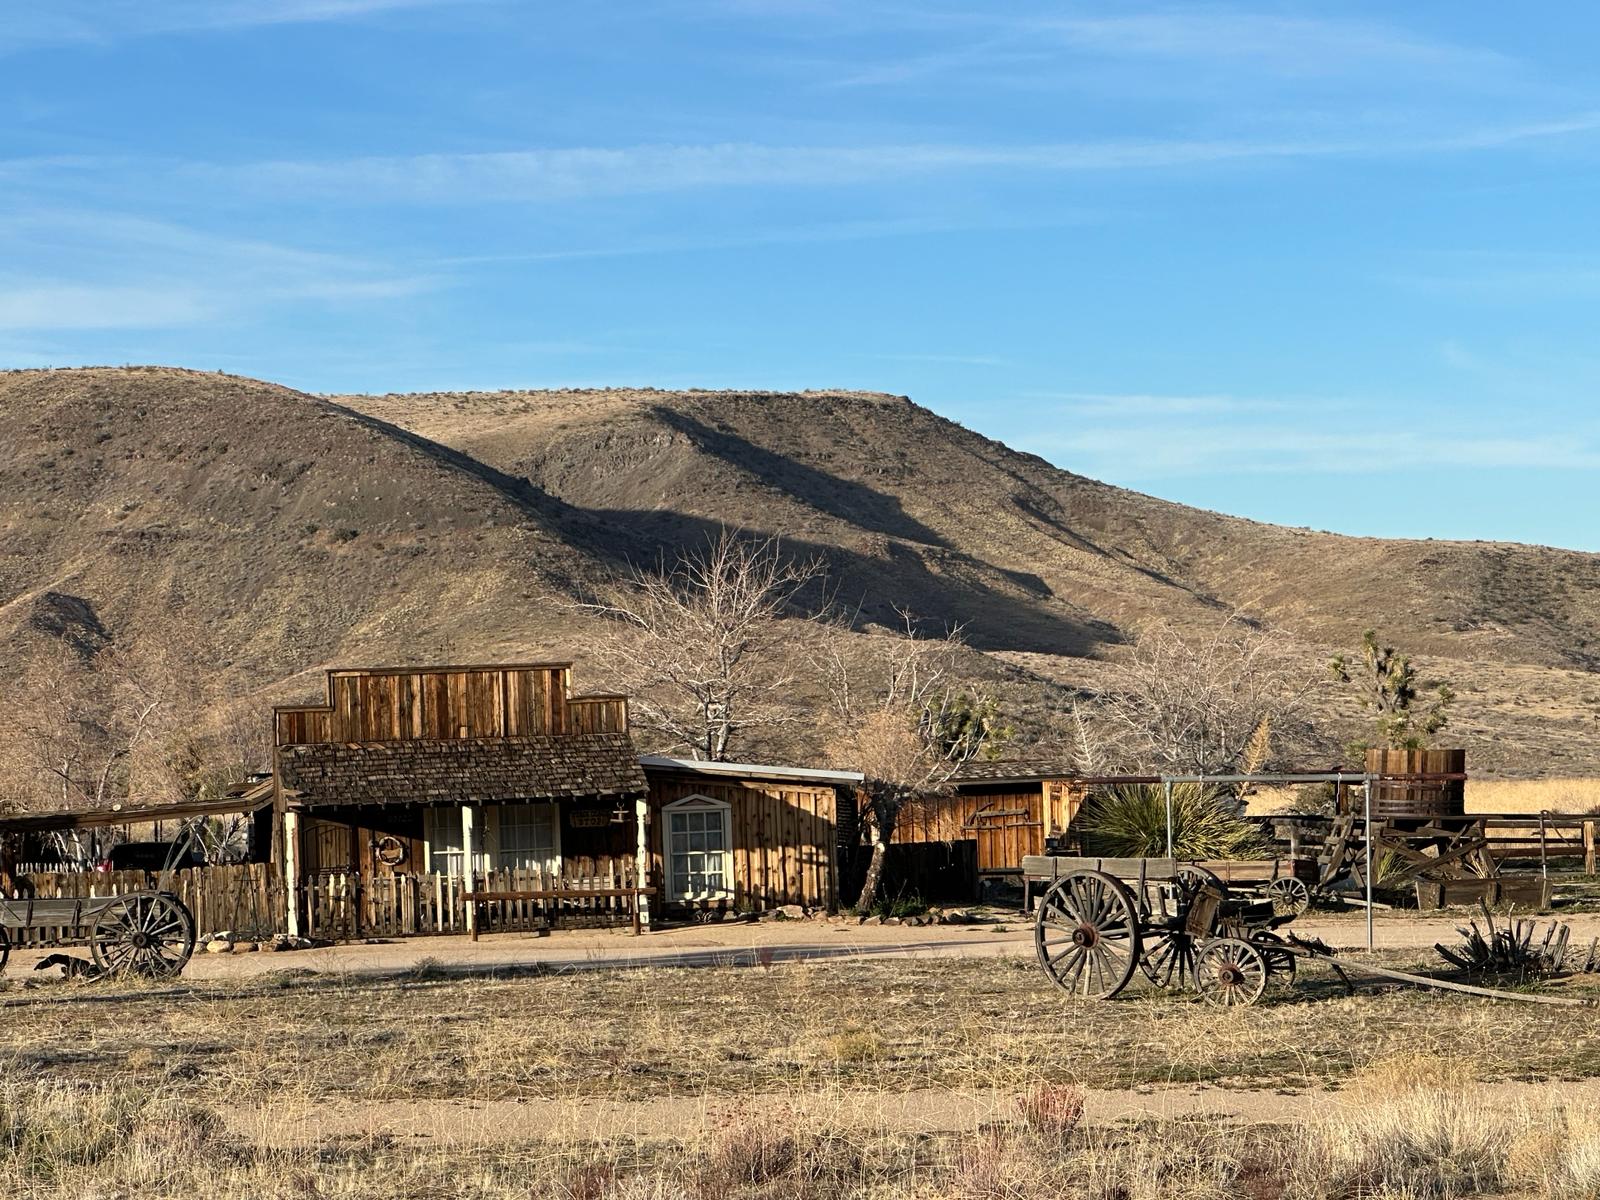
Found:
[1077,783,1268,859]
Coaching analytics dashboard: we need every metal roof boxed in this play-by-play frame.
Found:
[639,755,864,785]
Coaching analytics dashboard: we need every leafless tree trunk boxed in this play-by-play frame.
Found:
[579,529,828,761]
[818,613,1007,912]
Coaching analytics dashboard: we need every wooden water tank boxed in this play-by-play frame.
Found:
[1364,748,1466,820]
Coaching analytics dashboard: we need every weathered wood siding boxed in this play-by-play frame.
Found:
[273,664,627,746]
[895,781,1085,874]
[645,772,839,910]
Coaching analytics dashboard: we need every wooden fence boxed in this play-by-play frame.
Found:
[12,865,642,945]
[1267,814,1599,875]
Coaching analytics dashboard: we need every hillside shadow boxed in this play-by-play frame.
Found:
[330,402,1119,657]
[601,509,1120,657]
[649,407,951,549]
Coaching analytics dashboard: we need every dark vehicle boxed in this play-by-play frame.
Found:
[100,841,203,874]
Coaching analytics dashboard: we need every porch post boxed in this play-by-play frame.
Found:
[462,805,479,939]
[282,809,303,938]
[634,795,651,933]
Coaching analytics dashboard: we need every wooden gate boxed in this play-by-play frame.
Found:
[965,797,1043,874]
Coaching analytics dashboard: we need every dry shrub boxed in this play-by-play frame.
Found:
[699,1114,800,1189]
[825,1027,887,1064]
[949,1127,1052,1198]
[1014,1081,1085,1143]
[0,1079,219,1181]
[1289,1057,1519,1200]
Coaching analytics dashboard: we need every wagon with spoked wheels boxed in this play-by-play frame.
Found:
[1024,856,1305,1006]
[0,889,197,979]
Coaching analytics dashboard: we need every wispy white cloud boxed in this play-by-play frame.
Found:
[1032,13,1511,75]
[161,113,1600,206]
[1,0,480,52]
[1388,250,1600,303]
[1022,422,1600,476]
[1031,391,1294,417]
[0,284,208,331]
[815,8,1521,93]
[0,209,436,332]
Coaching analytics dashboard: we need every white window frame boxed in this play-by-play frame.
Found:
[662,794,734,903]
[423,806,465,877]
[487,802,562,877]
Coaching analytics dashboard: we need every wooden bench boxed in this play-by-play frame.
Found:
[461,886,657,939]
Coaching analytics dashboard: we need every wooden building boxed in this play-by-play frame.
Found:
[891,762,1086,901]
[272,662,859,935]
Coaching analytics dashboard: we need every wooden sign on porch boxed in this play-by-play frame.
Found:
[568,808,612,829]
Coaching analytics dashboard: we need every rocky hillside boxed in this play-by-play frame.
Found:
[2,366,1597,778]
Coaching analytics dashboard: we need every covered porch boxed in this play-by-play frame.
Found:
[273,692,653,938]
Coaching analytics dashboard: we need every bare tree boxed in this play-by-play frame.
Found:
[1097,617,1317,776]
[819,615,1008,912]
[1,640,178,813]
[581,530,828,761]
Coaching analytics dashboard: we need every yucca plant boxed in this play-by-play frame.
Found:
[1077,783,1268,859]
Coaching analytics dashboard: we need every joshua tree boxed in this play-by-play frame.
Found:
[1329,630,1455,751]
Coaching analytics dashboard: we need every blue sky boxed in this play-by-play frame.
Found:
[4,3,1599,550]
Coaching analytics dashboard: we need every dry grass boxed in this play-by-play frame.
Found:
[1248,776,1600,816]
[1467,777,1600,815]
[5,1070,1600,1199]
[3,957,1600,1108]
[6,958,1600,1196]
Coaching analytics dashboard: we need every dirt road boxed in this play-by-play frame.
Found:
[11,906,1596,983]
[234,1076,1600,1146]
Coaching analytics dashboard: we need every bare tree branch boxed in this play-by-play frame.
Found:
[1094,616,1319,776]
[577,529,829,761]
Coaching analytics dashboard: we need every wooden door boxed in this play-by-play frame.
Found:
[966,795,1043,873]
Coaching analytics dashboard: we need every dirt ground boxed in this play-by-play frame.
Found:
[13,906,1596,982]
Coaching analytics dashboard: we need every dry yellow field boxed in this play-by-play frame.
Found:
[1248,776,1600,817]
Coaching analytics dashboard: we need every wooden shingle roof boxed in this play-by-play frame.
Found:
[277,733,647,808]
[948,760,1079,786]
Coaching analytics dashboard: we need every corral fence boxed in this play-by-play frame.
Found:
[10,864,640,946]
[1268,813,1599,875]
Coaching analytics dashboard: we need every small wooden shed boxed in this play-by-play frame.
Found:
[892,761,1087,901]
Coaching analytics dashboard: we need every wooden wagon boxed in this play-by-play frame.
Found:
[0,889,197,978]
[1024,856,1305,1005]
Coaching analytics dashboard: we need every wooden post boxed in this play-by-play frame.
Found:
[1586,820,1598,877]
[462,805,479,939]
[633,798,650,932]
[282,810,303,938]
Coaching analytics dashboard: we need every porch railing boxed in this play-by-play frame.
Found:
[10,865,641,946]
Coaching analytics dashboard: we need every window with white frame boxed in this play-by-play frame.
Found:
[664,796,732,902]
[492,803,559,875]
[424,807,464,877]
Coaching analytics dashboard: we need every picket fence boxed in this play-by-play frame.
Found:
[10,864,639,944]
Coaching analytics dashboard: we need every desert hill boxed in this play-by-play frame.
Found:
[2,366,1597,780]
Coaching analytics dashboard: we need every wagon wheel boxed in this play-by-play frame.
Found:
[90,893,195,978]
[1139,929,1197,989]
[1250,930,1298,987]
[1194,937,1269,1007]
[1035,870,1141,999]
[1265,877,1310,918]
[0,926,9,975]
[1177,863,1228,901]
